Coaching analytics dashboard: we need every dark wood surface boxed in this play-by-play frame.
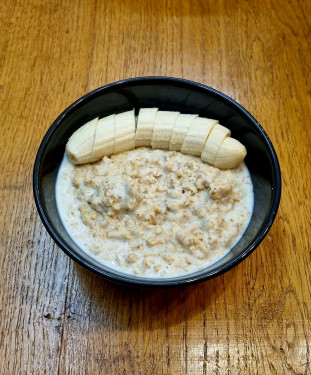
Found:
[1,0,310,374]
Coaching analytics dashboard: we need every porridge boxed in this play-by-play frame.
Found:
[56,148,253,277]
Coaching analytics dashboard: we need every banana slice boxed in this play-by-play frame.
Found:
[181,117,218,156]
[91,114,115,159]
[169,114,198,151]
[135,108,158,147]
[201,124,231,165]
[214,137,247,169]
[65,117,98,164]
[114,109,136,155]
[152,111,180,150]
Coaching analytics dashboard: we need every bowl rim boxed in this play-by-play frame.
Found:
[33,76,282,288]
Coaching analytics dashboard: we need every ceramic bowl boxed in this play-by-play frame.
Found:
[33,77,281,287]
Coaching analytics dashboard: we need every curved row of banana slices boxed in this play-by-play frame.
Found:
[66,108,246,169]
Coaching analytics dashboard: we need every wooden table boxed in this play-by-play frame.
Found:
[1,0,310,374]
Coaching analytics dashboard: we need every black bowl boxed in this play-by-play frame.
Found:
[33,77,281,287]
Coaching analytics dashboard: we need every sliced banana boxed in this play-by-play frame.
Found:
[65,109,247,169]
[65,117,98,164]
[214,137,247,169]
[201,124,231,165]
[181,117,218,156]
[92,114,115,159]
[169,114,198,151]
[152,111,180,150]
[114,109,136,155]
[135,108,158,147]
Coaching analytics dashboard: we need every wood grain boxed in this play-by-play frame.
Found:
[0,0,310,374]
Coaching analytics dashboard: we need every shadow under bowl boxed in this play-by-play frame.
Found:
[33,77,281,288]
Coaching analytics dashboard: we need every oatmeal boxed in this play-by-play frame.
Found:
[56,148,253,277]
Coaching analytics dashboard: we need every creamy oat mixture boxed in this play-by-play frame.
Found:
[56,148,253,277]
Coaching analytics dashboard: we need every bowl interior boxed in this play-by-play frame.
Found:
[34,78,281,287]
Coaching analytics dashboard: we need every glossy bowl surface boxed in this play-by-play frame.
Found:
[33,77,281,287]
